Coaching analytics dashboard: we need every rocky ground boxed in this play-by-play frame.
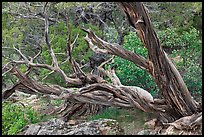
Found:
[18,118,124,135]
[18,117,202,135]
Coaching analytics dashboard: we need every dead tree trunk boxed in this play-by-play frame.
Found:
[2,2,201,130]
[118,2,199,123]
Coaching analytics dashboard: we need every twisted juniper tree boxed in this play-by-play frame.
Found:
[2,2,202,132]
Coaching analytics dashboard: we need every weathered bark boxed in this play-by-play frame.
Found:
[118,2,199,122]
[81,2,200,123]
[2,66,169,123]
[2,2,201,131]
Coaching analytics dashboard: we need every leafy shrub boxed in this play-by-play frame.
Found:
[161,27,202,95]
[103,26,118,43]
[158,27,201,64]
[2,102,42,135]
[182,62,202,95]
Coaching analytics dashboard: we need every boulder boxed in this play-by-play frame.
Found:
[137,129,157,135]
[21,118,124,135]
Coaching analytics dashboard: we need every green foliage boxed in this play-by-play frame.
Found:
[88,107,148,135]
[103,26,118,43]
[158,27,201,57]
[158,27,202,69]
[160,27,202,95]
[157,28,183,48]
[2,2,103,87]
[39,21,102,86]
[2,102,41,135]
[149,2,202,33]
[3,26,23,47]
[179,28,201,63]
[111,32,158,96]
[88,107,121,121]
[50,99,64,106]
[182,62,202,95]
[88,107,147,123]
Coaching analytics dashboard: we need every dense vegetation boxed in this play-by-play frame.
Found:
[2,2,202,135]
[2,102,41,135]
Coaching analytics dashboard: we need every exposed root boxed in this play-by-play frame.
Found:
[144,113,202,135]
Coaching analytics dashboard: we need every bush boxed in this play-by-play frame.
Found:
[182,62,202,95]
[163,27,202,96]
[158,27,201,65]
[2,102,42,135]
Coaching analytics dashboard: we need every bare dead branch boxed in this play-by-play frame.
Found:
[2,67,14,77]
[13,45,29,62]
[43,2,49,14]
[82,28,149,71]
[6,12,44,20]
[2,82,21,100]
[2,2,200,128]
[2,61,13,70]
[163,112,202,130]
[106,67,122,86]
[60,58,69,65]
[42,70,55,81]
[32,46,42,61]
[60,12,94,83]
[59,13,72,62]
[84,35,109,54]
[2,67,166,114]
[98,55,114,68]
[70,34,79,52]
[44,13,59,68]
[3,49,83,86]
[42,11,85,86]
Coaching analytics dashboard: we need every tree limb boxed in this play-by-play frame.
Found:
[82,28,149,71]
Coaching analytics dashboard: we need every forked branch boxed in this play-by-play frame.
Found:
[82,28,149,71]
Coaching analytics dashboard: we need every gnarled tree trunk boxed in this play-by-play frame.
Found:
[119,2,199,123]
[2,2,201,132]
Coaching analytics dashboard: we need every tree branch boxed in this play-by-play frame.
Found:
[2,69,166,113]
[84,35,109,54]
[106,67,122,86]
[44,12,59,68]
[82,28,149,71]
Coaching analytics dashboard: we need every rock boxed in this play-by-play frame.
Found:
[144,118,157,129]
[67,120,77,126]
[25,124,41,135]
[137,129,157,135]
[21,118,124,135]
[137,129,150,135]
